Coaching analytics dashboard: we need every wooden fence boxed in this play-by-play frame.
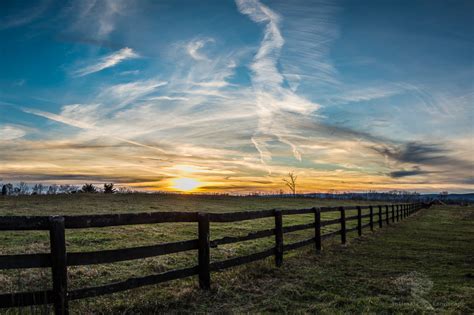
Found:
[0,203,427,314]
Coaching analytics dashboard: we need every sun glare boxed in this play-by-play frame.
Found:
[171,178,201,192]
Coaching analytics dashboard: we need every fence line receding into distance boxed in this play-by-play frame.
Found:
[0,203,427,314]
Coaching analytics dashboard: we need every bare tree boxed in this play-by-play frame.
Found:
[283,172,297,196]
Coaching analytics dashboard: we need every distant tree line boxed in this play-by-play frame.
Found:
[0,182,134,196]
[1,182,470,204]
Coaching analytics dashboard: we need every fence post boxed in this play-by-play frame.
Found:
[314,207,321,252]
[339,207,346,244]
[274,210,283,266]
[391,205,395,223]
[369,206,374,231]
[198,213,210,290]
[378,206,382,228]
[396,205,400,221]
[49,216,68,315]
[357,206,362,236]
[385,205,389,225]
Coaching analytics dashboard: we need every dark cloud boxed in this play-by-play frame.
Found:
[389,167,429,178]
[374,142,466,166]
[375,142,473,186]
[292,115,391,144]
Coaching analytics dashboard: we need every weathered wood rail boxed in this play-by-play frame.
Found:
[0,202,427,314]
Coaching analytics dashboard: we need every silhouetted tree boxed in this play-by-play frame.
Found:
[1,185,7,196]
[283,172,297,196]
[81,183,98,193]
[103,183,116,194]
[3,183,13,196]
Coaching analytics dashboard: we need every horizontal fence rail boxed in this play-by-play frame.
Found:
[0,202,429,314]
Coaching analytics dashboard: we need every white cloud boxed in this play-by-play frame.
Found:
[193,81,230,88]
[73,47,139,77]
[276,0,341,88]
[146,96,189,101]
[22,108,94,130]
[0,125,27,141]
[186,38,214,61]
[60,103,102,126]
[66,0,128,39]
[98,79,168,110]
[120,70,140,76]
[327,84,406,105]
[236,0,320,164]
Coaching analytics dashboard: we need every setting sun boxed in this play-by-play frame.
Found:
[171,178,201,192]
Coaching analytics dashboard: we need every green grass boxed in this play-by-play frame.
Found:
[0,195,472,313]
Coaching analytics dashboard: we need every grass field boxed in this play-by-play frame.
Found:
[0,195,473,313]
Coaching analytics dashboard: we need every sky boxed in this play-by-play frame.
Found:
[0,0,473,193]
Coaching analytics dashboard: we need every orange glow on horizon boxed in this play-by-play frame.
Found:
[171,178,201,192]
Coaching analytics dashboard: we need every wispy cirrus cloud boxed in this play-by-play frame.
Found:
[275,0,341,89]
[0,125,27,141]
[186,38,214,61]
[21,107,94,130]
[65,0,128,39]
[236,0,320,165]
[73,47,139,77]
[145,96,189,101]
[0,0,51,30]
[97,79,167,109]
[325,84,407,105]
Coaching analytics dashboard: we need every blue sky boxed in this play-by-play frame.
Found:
[0,0,473,193]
